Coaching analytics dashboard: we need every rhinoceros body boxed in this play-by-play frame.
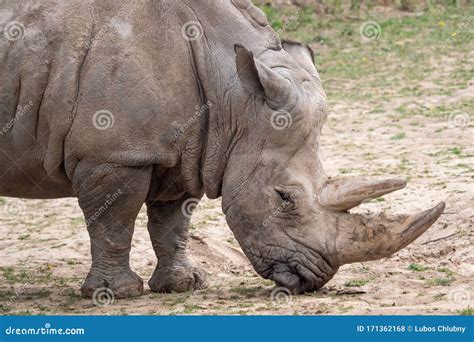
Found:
[0,0,444,298]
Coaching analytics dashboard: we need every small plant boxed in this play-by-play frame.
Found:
[390,133,406,140]
[18,234,30,241]
[449,147,462,155]
[437,267,455,277]
[344,278,369,287]
[408,263,428,271]
[458,307,473,316]
[427,277,454,286]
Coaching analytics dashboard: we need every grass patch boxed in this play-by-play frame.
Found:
[256,2,474,117]
[408,263,429,272]
[230,286,262,297]
[426,277,454,286]
[390,132,406,140]
[458,307,473,316]
[344,278,370,287]
[449,147,462,155]
[2,267,33,284]
[18,234,30,241]
[162,293,192,306]
[437,267,455,277]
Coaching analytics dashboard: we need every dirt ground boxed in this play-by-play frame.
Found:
[0,5,473,315]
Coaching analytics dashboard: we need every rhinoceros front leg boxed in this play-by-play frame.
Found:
[73,160,152,299]
[146,194,207,293]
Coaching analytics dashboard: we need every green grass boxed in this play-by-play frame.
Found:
[426,277,454,286]
[449,147,462,155]
[390,133,406,141]
[162,293,191,306]
[437,267,455,277]
[2,267,33,284]
[344,278,370,287]
[257,2,474,115]
[458,307,473,316]
[408,263,429,272]
[230,286,262,297]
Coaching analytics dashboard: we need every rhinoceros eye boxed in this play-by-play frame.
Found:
[275,190,294,206]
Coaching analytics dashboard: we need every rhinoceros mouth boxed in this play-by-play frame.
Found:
[248,244,337,294]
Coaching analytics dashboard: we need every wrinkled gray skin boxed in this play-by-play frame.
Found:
[0,0,445,298]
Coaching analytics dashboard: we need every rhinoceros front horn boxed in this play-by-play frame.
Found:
[318,176,445,264]
[334,201,445,264]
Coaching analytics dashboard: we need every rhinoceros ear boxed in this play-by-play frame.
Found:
[235,44,265,97]
[235,44,293,108]
[282,40,317,76]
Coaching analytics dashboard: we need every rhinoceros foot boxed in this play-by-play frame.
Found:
[81,269,143,299]
[148,264,207,293]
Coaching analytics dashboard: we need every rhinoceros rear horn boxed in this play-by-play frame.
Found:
[235,44,293,108]
[335,202,446,265]
[319,176,407,212]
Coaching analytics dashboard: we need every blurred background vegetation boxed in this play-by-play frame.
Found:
[255,0,470,14]
[254,0,473,120]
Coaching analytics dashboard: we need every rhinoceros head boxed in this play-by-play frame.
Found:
[220,41,445,294]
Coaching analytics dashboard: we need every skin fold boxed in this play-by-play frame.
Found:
[0,0,444,297]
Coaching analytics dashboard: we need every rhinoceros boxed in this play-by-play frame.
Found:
[0,0,445,298]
